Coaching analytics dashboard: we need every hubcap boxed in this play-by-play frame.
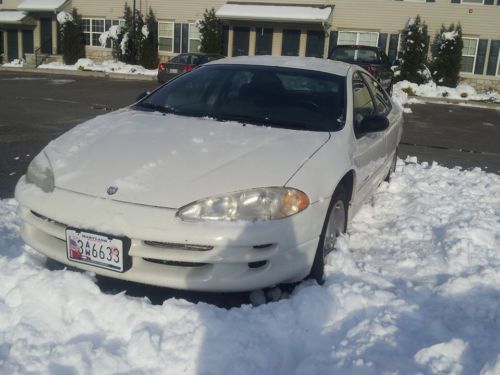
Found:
[323,200,346,256]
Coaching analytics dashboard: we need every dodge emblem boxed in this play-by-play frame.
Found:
[107,186,118,195]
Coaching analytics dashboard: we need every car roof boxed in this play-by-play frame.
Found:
[206,55,351,77]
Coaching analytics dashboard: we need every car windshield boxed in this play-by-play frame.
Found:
[331,47,381,64]
[136,64,345,132]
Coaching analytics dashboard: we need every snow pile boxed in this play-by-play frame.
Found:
[56,10,72,25]
[394,80,500,103]
[2,59,24,68]
[38,58,156,76]
[1,160,500,373]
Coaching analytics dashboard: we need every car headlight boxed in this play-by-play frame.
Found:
[25,151,55,193]
[177,187,309,222]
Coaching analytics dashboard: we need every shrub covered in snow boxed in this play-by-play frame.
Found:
[398,15,430,84]
[57,8,85,65]
[140,8,159,69]
[430,24,463,88]
[198,8,223,54]
[120,2,144,65]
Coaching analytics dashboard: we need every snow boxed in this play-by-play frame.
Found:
[56,10,72,25]
[442,30,459,41]
[2,59,24,68]
[38,58,156,76]
[394,80,500,104]
[0,11,27,23]
[216,4,332,23]
[99,25,123,47]
[120,32,130,56]
[17,0,66,11]
[1,160,500,373]
[141,25,149,39]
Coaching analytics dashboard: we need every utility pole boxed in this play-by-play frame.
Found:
[132,0,136,63]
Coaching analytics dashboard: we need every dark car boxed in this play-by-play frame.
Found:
[329,45,394,93]
[157,53,224,83]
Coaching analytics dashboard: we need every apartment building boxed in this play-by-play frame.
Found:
[1,0,499,89]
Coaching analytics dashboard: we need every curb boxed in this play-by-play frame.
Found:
[408,95,500,108]
[0,66,157,81]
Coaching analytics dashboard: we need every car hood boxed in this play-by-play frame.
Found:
[45,108,330,208]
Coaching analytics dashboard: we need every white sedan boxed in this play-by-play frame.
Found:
[15,56,403,292]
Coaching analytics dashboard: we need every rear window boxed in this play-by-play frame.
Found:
[331,47,381,64]
[136,64,346,132]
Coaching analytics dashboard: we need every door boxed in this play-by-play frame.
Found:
[232,27,249,56]
[22,30,34,58]
[40,18,52,54]
[305,30,325,58]
[7,30,19,61]
[255,28,273,55]
[281,29,300,56]
[351,71,387,206]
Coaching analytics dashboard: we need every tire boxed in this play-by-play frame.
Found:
[384,148,398,182]
[309,187,348,284]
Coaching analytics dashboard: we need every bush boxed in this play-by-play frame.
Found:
[57,8,85,64]
[399,15,429,84]
[198,8,222,54]
[121,3,144,65]
[140,7,159,69]
[430,24,463,88]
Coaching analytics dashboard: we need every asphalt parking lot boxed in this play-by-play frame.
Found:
[1,70,499,200]
[1,70,499,306]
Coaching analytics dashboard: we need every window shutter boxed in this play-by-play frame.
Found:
[378,33,388,52]
[328,31,338,58]
[426,0,435,2]
[474,39,488,75]
[451,0,460,3]
[388,33,399,63]
[484,0,494,4]
[181,23,189,53]
[486,40,500,75]
[174,23,181,53]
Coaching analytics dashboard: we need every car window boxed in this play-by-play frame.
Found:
[361,72,392,114]
[170,55,188,64]
[137,65,346,132]
[352,71,375,132]
[331,47,381,64]
[379,51,390,67]
[189,55,201,65]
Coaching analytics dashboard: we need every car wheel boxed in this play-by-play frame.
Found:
[309,187,348,284]
[384,148,398,182]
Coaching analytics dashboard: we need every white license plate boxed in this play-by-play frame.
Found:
[66,229,125,272]
[169,68,178,73]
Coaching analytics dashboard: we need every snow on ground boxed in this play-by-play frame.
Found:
[395,80,500,103]
[1,59,24,68]
[1,160,500,374]
[38,58,157,76]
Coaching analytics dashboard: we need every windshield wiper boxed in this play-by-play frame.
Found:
[134,102,177,114]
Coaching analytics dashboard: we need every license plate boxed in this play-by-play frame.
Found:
[66,229,130,272]
[169,68,178,73]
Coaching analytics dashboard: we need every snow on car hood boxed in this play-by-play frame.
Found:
[44,108,329,208]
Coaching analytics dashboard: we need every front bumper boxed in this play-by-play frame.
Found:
[15,178,328,292]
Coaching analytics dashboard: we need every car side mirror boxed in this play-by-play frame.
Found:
[358,114,389,134]
[136,91,150,102]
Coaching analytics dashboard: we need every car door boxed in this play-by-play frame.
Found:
[376,50,394,90]
[351,71,388,206]
[361,72,401,176]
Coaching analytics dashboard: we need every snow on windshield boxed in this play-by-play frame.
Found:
[1,159,499,374]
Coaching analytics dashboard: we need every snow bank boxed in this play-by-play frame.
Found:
[56,10,72,25]
[394,80,500,103]
[1,160,500,373]
[38,58,156,76]
[2,59,24,68]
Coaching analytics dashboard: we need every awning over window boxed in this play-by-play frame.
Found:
[0,11,28,24]
[17,0,68,11]
[215,4,332,24]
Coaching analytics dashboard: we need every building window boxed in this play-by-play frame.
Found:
[461,37,478,73]
[255,27,273,55]
[188,23,200,53]
[81,18,105,47]
[497,50,500,76]
[305,30,325,58]
[159,22,174,52]
[338,31,379,47]
[281,29,300,56]
[461,0,484,4]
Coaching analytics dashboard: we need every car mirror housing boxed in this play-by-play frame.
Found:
[358,114,389,134]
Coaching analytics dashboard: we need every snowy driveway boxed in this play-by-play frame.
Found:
[1,160,500,374]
